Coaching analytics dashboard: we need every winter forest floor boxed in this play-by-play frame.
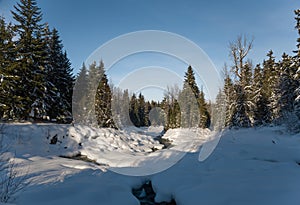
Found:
[0,124,300,205]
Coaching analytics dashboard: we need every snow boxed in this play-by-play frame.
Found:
[1,124,300,204]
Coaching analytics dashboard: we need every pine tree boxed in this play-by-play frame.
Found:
[11,0,48,120]
[95,62,115,128]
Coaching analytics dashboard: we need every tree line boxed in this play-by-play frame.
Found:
[215,10,300,132]
[0,0,74,122]
[74,62,211,130]
[1,0,299,133]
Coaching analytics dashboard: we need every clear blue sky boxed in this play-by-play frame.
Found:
[0,0,299,100]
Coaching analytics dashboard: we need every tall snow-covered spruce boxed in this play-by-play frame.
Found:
[293,9,300,122]
[0,0,74,121]
[46,28,74,121]
[0,17,17,119]
[95,61,116,128]
[11,0,48,120]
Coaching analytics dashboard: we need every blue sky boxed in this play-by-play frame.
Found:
[0,0,299,100]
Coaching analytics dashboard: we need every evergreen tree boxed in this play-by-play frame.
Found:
[212,89,226,130]
[121,89,131,127]
[252,64,271,125]
[263,50,280,121]
[129,93,139,127]
[277,53,296,120]
[293,9,300,121]
[73,63,88,124]
[85,61,101,124]
[179,66,200,128]
[138,93,146,127]
[12,0,48,119]
[95,62,115,128]
[46,28,74,121]
[229,36,253,127]
[223,70,235,127]
[161,86,181,129]
[198,89,210,128]
[144,101,151,126]
[0,17,18,119]
[232,84,251,127]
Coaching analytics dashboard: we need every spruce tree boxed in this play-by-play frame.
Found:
[293,9,300,121]
[121,89,131,127]
[232,84,251,127]
[129,93,139,127]
[138,93,146,127]
[46,28,74,121]
[229,36,253,127]
[213,89,226,130]
[11,0,48,120]
[95,62,115,128]
[86,61,101,124]
[0,17,17,119]
[252,64,271,125]
[224,71,235,127]
[179,66,200,128]
[198,89,210,128]
[277,53,296,121]
[262,50,280,121]
[73,63,88,124]
[161,97,170,129]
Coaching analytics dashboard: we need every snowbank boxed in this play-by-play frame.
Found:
[1,124,300,205]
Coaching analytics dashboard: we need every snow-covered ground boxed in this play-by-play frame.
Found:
[1,124,300,204]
